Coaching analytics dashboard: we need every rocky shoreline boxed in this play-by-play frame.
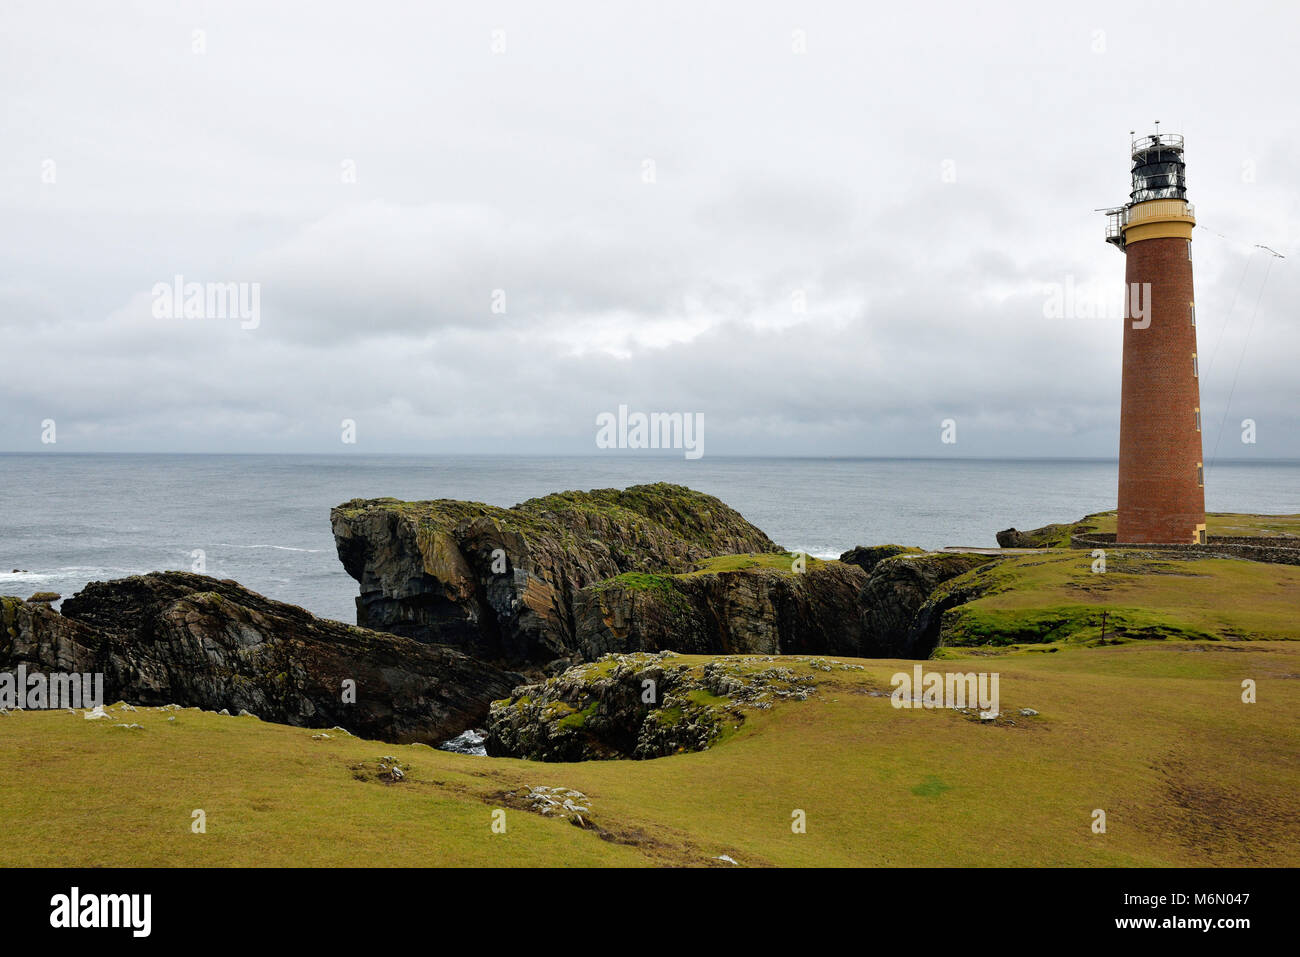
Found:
[1,482,1010,749]
[16,482,1252,755]
[2,571,520,744]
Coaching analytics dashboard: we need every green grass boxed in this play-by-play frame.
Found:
[589,572,681,594]
[595,552,830,584]
[3,640,1297,867]
[939,549,1300,645]
[685,551,828,575]
[1032,510,1300,544]
[337,484,780,560]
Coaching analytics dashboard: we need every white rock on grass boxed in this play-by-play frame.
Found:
[83,705,109,721]
[524,785,591,817]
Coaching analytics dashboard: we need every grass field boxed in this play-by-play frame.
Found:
[1028,511,1300,546]
[3,640,1296,867]
[940,549,1300,644]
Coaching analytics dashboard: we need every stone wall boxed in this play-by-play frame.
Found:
[1071,533,1300,566]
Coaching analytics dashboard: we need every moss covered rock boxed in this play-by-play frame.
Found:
[485,652,820,761]
[331,483,779,666]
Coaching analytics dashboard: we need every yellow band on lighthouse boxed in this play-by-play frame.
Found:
[1123,198,1196,245]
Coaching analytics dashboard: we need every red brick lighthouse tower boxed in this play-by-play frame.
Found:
[1104,129,1206,544]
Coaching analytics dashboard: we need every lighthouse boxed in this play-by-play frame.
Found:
[1104,129,1206,544]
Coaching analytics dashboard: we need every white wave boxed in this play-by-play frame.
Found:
[781,546,843,560]
[438,729,488,756]
[1,566,144,583]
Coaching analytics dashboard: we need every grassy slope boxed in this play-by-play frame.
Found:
[3,642,1296,867]
[940,550,1300,644]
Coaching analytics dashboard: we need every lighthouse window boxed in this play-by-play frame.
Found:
[1187,240,1192,261]
[1197,464,1204,487]
[1189,303,1196,326]
[1195,408,1201,431]
[1192,353,1198,377]
[1130,153,1188,202]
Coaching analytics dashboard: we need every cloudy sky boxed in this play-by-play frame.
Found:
[2,0,1296,457]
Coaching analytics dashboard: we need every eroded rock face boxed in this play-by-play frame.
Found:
[573,561,875,659]
[5,572,520,744]
[857,552,996,658]
[903,566,1001,658]
[1,595,103,675]
[330,483,779,666]
[570,552,998,662]
[485,652,820,761]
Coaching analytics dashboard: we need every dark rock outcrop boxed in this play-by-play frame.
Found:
[571,552,998,661]
[5,572,520,743]
[839,544,924,575]
[485,652,821,761]
[331,483,779,666]
[858,552,996,657]
[1,593,103,675]
[903,563,1002,657]
[573,560,877,658]
[997,515,1102,548]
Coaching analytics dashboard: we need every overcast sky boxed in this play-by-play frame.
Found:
[1,0,1296,458]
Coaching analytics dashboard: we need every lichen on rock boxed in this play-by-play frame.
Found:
[485,652,819,761]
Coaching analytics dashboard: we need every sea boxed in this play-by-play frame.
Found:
[2,454,1296,624]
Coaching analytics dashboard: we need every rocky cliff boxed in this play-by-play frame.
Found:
[330,483,779,666]
[571,550,996,662]
[573,556,872,659]
[3,572,519,743]
[857,552,997,658]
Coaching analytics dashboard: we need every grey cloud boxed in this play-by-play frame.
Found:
[0,0,1297,457]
